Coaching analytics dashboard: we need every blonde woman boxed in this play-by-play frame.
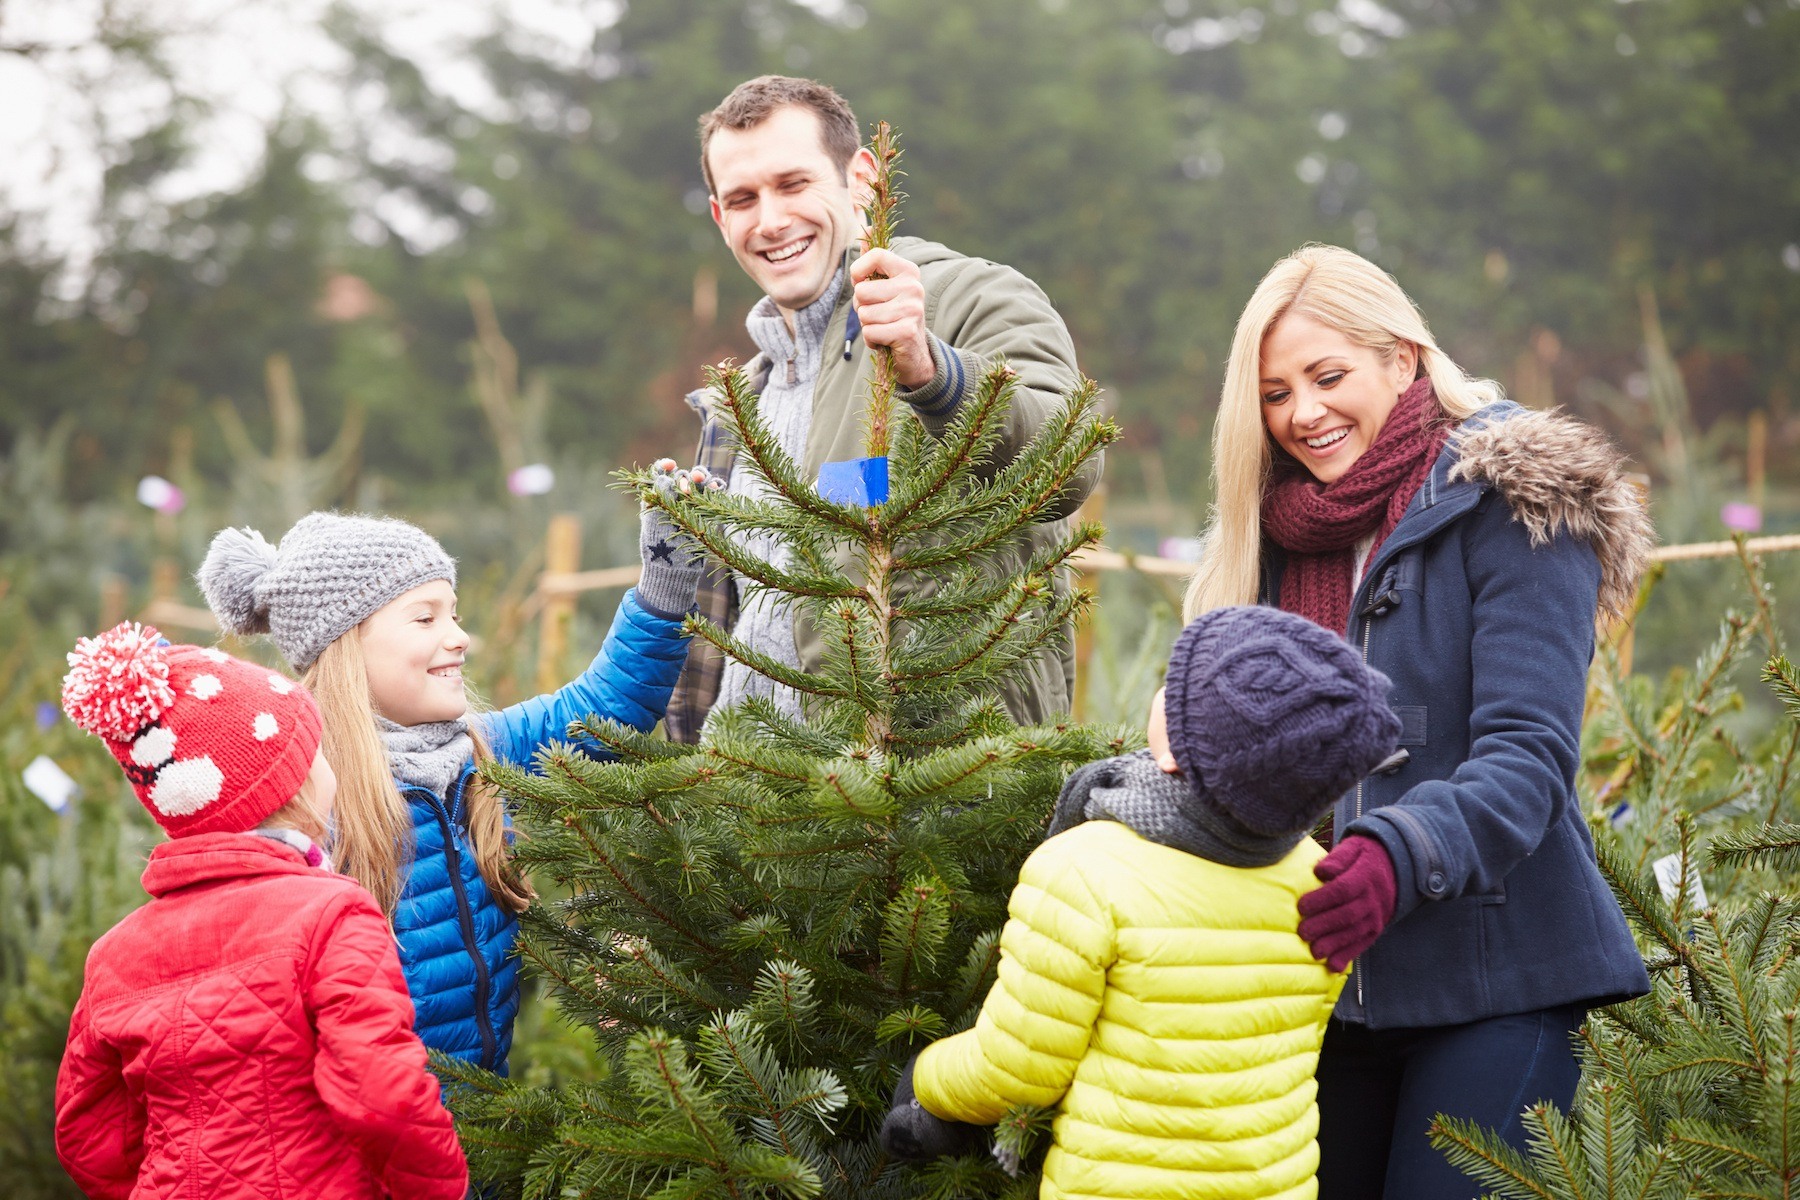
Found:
[1154,246,1652,1197]
[197,463,709,1075]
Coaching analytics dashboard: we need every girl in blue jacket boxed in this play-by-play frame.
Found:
[199,462,713,1074]
[1165,246,1653,1199]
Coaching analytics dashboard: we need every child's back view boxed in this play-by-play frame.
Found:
[54,624,466,1200]
[882,606,1401,1200]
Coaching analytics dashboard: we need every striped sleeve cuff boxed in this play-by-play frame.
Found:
[899,335,968,421]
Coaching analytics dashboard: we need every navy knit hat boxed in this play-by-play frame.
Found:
[1163,606,1401,838]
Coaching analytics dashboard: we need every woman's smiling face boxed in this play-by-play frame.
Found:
[1259,311,1416,484]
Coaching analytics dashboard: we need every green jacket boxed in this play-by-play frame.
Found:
[665,236,1101,742]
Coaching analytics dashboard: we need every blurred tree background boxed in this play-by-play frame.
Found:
[5,0,1796,574]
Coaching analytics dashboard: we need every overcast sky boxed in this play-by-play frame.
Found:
[0,0,620,282]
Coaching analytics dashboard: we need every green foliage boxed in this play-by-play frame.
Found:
[0,592,159,1197]
[1427,550,1800,1198]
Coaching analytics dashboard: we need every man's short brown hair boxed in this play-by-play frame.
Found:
[698,75,860,195]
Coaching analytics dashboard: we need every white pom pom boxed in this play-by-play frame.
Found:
[62,623,176,741]
[197,526,278,636]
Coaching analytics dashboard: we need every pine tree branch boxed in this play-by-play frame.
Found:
[891,519,1100,622]
[632,477,866,600]
[860,121,904,459]
[1707,823,1800,873]
[686,616,850,700]
[1597,834,1687,958]
[881,364,1016,526]
[562,817,747,978]
[893,416,1115,570]
[890,580,1044,685]
[1426,1115,1559,1199]
[708,363,870,535]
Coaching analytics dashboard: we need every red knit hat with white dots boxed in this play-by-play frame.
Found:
[61,622,323,837]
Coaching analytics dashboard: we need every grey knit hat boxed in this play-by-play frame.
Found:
[198,513,457,671]
[1163,606,1401,838]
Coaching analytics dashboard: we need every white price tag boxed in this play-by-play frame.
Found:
[23,756,80,812]
[1651,853,1708,910]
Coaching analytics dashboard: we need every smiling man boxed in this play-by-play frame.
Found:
[665,75,1102,740]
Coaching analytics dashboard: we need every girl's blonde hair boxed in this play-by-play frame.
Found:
[301,628,534,917]
[1182,245,1503,621]
[259,769,328,842]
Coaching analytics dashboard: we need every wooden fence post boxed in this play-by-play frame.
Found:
[1071,485,1108,721]
[537,514,582,693]
[1747,409,1767,511]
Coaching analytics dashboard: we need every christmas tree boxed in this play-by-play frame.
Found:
[1429,548,1800,1199]
[442,124,1122,1200]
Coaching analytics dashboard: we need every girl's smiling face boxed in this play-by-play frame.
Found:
[1259,311,1417,484]
[359,579,470,726]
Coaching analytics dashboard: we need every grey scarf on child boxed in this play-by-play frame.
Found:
[1046,749,1299,868]
[377,716,472,797]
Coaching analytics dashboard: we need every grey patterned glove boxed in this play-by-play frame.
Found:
[879,1055,989,1162]
[636,459,718,620]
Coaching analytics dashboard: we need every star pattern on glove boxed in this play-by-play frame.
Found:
[648,539,674,563]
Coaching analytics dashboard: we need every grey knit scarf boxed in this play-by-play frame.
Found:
[377,716,472,797]
[1047,750,1300,868]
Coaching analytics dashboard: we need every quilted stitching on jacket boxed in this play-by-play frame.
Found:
[916,821,1344,1200]
[55,834,466,1200]
[396,589,688,1073]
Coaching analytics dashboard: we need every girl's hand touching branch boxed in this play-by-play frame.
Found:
[636,459,719,620]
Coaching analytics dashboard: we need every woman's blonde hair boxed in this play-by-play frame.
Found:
[1182,245,1503,621]
[301,628,534,916]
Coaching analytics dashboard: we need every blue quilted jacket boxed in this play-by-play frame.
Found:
[391,589,690,1073]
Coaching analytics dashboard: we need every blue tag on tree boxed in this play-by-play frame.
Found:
[816,456,889,507]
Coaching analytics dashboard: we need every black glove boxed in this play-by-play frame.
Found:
[878,1055,988,1162]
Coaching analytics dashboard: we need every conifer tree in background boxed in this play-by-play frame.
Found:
[442,125,1122,1200]
[1429,550,1800,1200]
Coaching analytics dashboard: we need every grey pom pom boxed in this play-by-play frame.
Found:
[197,526,277,635]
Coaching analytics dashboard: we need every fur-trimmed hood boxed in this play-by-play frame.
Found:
[1447,407,1653,621]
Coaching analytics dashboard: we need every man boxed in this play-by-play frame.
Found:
[665,75,1101,741]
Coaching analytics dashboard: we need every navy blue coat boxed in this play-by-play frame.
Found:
[393,589,691,1071]
[1266,403,1652,1030]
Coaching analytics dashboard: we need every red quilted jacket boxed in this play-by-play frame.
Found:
[55,833,468,1199]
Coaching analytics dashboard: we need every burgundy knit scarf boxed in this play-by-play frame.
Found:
[1260,377,1453,634]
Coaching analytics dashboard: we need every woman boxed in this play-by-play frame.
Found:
[1158,245,1652,1198]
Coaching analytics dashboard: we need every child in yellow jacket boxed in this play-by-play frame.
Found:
[881,606,1401,1200]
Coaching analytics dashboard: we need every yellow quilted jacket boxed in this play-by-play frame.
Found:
[913,820,1346,1200]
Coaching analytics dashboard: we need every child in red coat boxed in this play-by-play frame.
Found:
[53,623,468,1200]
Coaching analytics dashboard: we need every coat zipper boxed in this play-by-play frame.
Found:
[1353,610,1374,1009]
[415,775,499,1070]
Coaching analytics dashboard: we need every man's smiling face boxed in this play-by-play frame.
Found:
[707,105,874,319]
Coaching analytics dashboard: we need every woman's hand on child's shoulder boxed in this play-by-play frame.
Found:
[1147,687,1179,774]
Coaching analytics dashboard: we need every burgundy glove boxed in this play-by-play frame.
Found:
[1297,835,1398,972]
